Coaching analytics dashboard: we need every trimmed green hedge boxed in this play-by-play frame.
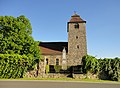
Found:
[0,54,35,78]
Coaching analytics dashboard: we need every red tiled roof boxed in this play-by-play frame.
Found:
[39,42,68,55]
[69,14,86,23]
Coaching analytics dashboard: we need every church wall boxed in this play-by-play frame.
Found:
[42,55,62,65]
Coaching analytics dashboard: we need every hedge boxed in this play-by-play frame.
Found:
[99,58,120,81]
[0,54,35,78]
[82,55,120,81]
[54,65,62,73]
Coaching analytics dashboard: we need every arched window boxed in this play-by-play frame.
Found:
[46,58,48,65]
[56,58,59,65]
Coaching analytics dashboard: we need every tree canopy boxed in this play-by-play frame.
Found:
[0,15,40,78]
[0,15,40,58]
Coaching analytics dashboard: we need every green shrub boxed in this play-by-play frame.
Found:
[99,58,120,81]
[45,65,49,74]
[82,55,99,74]
[0,15,41,79]
[82,55,120,81]
[54,65,62,73]
[0,54,35,78]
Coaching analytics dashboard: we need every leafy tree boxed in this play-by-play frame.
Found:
[99,58,120,81]
[81,55,120,81]
[82,55,99,74]
[0,15,40,78]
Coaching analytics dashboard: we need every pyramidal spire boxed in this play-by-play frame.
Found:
[69,12,86,23]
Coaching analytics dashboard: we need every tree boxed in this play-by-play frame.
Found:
[99,58,120,81]
[0,15,40,78]
[82,55,99,74]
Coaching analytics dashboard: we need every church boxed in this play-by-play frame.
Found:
[39,13,87,71]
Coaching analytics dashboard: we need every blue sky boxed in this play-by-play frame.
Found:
[0,0,120,58]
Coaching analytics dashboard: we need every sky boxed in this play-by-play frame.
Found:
[0,0,120,58]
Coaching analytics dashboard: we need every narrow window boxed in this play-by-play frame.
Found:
[56,59,59,65]
[46,58,48,65]
[74,23,79,29]
[77,45,79,49]
[76,36,78,39]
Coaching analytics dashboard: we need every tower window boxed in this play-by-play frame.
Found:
[46,58,49,65]
[77,45,79,49]
[56,58,59,65]
[74,23,79,29]
[76,36,78,39]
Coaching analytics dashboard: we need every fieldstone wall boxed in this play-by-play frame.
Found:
[43,73,69,78]
[25,60,45,78]
[25,60,98,80]
[42,55,62,65]
[68,23,87,66]
[73,73,98,79]
[25,65,38,78]
[25,59,70,78]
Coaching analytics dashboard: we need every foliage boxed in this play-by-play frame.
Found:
[82,55,99,74]
[99,58,120,81]
[0,15,40,60]
[0,54,35,78]
[82,55,120,81]
[54,65,62,73]
[45,65,49,74]
[0,15,40,78]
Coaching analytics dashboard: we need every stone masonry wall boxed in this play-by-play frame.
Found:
[68,23,87,66]
[73,73,98,79]
[25,60,45,78]
[42,55,62,65]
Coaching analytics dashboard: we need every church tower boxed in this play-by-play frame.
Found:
[67,13,87,66]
